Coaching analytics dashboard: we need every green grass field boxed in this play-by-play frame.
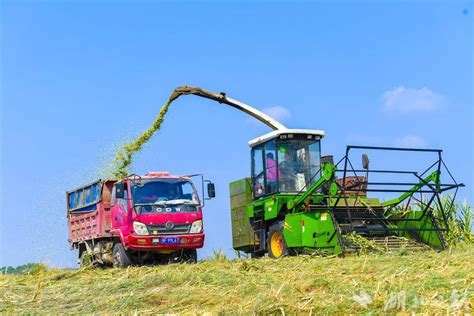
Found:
[1,246,472,314]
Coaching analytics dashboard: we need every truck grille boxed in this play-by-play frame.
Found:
[147,223,191,235]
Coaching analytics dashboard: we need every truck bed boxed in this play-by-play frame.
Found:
[67,180,115,247]
[69,204,112,245]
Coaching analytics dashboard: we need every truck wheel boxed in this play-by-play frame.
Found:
[112,243,131,268]
[267,221,288,259]
[181,249,197,263]
[168,249,197,264]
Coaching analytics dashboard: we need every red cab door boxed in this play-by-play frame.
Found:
[111,183,131,238]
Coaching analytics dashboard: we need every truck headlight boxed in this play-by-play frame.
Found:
[133,221,149,236]
[189,220,203,234]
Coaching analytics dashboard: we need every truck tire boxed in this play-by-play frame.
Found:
[112,243,131,268]
[169,249,197,264]
[267,221,288,259]
[182,249,198,263]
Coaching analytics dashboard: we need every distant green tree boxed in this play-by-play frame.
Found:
[0,263,47,275]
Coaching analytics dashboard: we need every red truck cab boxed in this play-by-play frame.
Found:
[67,172,215,267]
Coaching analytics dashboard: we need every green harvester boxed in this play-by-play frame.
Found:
[230,129,464,258]
[165,85,464,258]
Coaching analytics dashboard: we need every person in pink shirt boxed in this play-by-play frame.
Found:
[266,152,278,193]
[266,153,277,180]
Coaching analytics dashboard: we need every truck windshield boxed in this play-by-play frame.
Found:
[131,179,199,206]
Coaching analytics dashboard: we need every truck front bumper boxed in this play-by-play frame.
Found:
[127,233,205,251]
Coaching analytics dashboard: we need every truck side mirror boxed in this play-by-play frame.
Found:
[362,154,369,170]
[115,182,126,199]
[207,182,216,198]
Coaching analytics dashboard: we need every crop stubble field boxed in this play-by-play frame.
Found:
[1,246,472,314]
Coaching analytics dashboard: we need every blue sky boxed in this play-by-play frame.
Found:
[1,1,472,267]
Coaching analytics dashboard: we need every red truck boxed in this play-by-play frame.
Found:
[67,172,215,267]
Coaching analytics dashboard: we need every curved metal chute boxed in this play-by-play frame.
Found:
[169,85,287,131]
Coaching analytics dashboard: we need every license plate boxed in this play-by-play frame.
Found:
[152,238,160,243]
[161,237,179,244]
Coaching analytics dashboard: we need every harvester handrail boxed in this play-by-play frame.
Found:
[361,182,458,187]
[335,169,417,174]
[346,227,449,232]
[346,145,442,153]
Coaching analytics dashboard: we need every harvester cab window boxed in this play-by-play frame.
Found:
[264,140,277,194]
[252,136,322,197]
[252,146,264,197]
[308,141,322,186]
[278,139,321,193]
[278,145,300,192]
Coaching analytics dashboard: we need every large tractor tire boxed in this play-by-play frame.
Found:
[267,221,289,259]
[112,243,132,268]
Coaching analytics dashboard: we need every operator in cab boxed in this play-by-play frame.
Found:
[279,147,304,191]
[266,152,278,193]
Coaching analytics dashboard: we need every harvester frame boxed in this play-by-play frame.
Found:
[328,145,464,253]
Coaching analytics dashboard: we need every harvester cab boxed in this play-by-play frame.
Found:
[249,129,325,198]
[230,128,342,258]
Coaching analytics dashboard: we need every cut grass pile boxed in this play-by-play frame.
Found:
[1,246,472,314]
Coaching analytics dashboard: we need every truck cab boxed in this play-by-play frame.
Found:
[67,171,215,267]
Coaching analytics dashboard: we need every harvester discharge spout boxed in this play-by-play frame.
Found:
[169,85,287,131]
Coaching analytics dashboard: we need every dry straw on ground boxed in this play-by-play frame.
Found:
[1,246,472,314]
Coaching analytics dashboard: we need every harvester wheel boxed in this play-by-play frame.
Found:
[267,221,288,259]
[112,243,131,268]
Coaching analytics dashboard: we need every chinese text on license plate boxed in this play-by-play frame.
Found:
[161,237,179,244]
